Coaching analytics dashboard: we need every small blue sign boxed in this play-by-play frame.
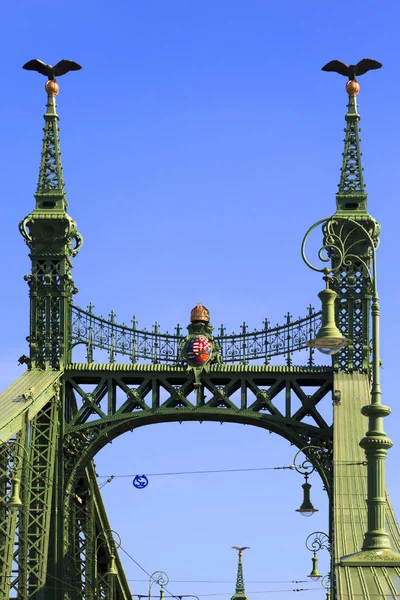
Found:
[133,475,149,489]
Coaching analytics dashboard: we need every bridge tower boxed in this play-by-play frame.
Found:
[0,63,399,600]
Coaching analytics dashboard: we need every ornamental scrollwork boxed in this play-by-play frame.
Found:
[64,428,102,473]
[301,216,379,281]
[19,216,33,247]
[294,442,333,494]
[71,304,323,366]
[305,531,331,554]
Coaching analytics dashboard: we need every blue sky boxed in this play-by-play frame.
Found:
[1,1,400,598]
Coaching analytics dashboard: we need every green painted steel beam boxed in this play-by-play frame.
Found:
[333,372,400,595]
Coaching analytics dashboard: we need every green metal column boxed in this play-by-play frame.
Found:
[19,86,82,370]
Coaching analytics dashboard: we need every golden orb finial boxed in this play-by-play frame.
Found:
[45,80,59,95]
[190,302,210,323]
[346,80,360,96]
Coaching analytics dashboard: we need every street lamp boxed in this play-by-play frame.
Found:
[302,215,400,564]
[94,527,121,600]
[96,528,121,577]
[293,447,319,517]
[149,570,169,600]
[321,574,331,600]
[305,531,330,580]
[306,276,351,355]
[2,440,30,511]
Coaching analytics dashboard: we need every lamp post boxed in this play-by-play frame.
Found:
[95,528,121,599]
[2,440,30,511]
[149,570,169,600]
[293,447,319,517]
[302,216,400,564]
[305,531,330,580]
[321,574,331,600]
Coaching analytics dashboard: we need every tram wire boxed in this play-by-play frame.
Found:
[127,579,319,584]
[146,590,320,597]
[24,548,321,597]
[98,465,296,479]
[119,544,320,598]
[97,460,367,486]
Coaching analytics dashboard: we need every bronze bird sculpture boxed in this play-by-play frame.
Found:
[322,58,382,81]
[22,59,82,81]
[232,546,250,552]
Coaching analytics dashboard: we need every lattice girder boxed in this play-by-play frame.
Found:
[63,365,334,498]
[0,396,59,600]
[63,462,132,600]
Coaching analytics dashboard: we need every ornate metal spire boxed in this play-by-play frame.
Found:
[22,58,82,212]
[335,80,367,212]
[320,60,382,372]
[35,83,66,210]
[20,67,82,369]
[231,547,249,600]
[322,58,382,214]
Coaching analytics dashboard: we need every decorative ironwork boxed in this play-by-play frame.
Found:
[19,88,82,370]
[338,107,364,196]
[306,531,331,554]
[321,574,331,590]
[71,304,322,366]
[150,571,169,588]
[294,447,317,477]
[294,445,332,479]
[37,107,64,193]
[302,216,379,372]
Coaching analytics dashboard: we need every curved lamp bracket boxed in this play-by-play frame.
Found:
[301,216,379,285]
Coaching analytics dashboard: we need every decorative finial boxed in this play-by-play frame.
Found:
[190,302,210,323]
[45,81,59,96]
[23,59,82,93]
[322,58,382,94]
[345,80,360,96]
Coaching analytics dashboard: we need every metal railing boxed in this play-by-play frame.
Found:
[71,304,322,366]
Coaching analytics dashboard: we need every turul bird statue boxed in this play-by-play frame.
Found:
[22,59,82,81]
[322,58,382,80]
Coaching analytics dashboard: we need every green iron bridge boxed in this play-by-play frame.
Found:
[0,63,399,600]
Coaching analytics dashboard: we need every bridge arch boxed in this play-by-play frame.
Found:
[63,365,334,500]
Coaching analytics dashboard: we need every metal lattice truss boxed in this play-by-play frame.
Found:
[1,368,400,599]
[0,397,59,598]
[37,101,64,193]
[0,366,334,600]
[63,365,334,491]
[0,372,132,600]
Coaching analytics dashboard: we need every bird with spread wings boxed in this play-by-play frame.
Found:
[232,546,250,553]
[22,59,82,81]
[322,58,382,81]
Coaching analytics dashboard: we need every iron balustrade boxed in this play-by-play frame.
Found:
[71,304,323,366]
